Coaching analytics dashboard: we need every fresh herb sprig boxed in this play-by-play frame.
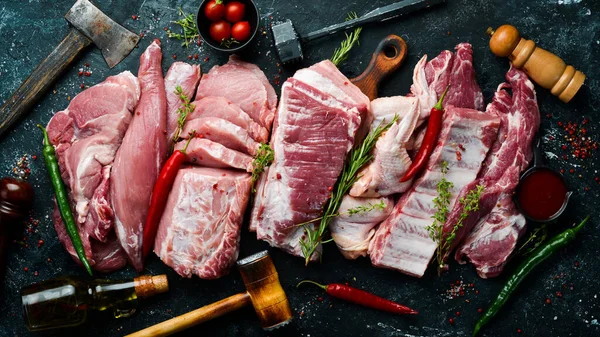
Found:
[221,38,240,48]
[330,12,362,66]
[517,224,548,256]
[167,8,200,47]
[171,86,195,145]
[251,144,275,188]
[299,116,398,265]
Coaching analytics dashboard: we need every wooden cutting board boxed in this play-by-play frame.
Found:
[350,34,408,100]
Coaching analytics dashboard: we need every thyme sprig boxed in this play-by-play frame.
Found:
[171,85,195,145]
[299,115,398,265]
[167,8,200,47]
[251,144,275,189]
[330,12,362,66]
[221,38,240,48]
[518,224,548,256]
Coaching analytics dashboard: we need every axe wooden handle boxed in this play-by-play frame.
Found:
[125,292,251,337]
[0,27,92,137]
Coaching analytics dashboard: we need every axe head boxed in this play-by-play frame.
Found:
[65,0,140,68]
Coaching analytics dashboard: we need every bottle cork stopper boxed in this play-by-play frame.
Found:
[134,274,169,298]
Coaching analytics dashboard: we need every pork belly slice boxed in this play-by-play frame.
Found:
[196,55,277,130]
[176,138,254,172]
[111,40,168,271]
[330,196,393,260]
[368,106,500,278]
[350,96,420,197]
[455,67,540,278]
[189,96,269,143]
[164,62,201,140]
[251,74,364,258]
[154,167,252,279]
[46,71,139,272]
[181,117,261,155]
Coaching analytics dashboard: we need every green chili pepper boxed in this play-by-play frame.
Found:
[37,125,93,276]
[473,215,590,336]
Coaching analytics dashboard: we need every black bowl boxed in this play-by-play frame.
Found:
[197,0,260,52]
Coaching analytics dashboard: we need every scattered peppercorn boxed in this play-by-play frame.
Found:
[545,298,551,304]
[23,267,28,272]
[448,318,455,325]
[478,308,483,313]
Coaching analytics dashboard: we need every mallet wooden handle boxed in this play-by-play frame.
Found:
[0,27,92,138]
[124,292,251,337]
[487,24,585,103]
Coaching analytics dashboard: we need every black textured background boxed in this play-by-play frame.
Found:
[1,0,599,336]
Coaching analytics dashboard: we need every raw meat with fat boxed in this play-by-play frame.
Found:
[196,55,277,130]
[181,117,261,155]
[46,71,139,272]
[330,196,393,259]
[164,62,201,140]
[251,61,367,258]
[111,40,168,271]
[176,138,254,172]
[368,106,500,277]
[154,167,252,279]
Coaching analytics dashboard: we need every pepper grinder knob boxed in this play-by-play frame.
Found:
[487,24,585,103]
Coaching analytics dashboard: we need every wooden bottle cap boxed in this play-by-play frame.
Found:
[134,274,169,298]
[487,24,585,103]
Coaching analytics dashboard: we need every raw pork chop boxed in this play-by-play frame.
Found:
[175,138,254,172]
[154,167,252,279]
[196,55,277,130]
[455,67,539,278]
[349,96,420,197]
[111,40,168,271]
[368,106,500,277]
[181,117,261,155]
[164,62,201,140]
[251,61,367,258]
[46,71,139,272]
[189,96,269,143]
[330,196,393,259]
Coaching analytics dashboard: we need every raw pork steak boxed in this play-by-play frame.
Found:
[111,40,168,271]
[46,71,139,272]
[368,106,500,277]
[175,138,254,172]
[164,62,201,140]
[154,167,252,279]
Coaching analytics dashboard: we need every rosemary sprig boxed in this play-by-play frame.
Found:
[330,12,362,66]
[517,224,548,256]
[295,200,387,228]
[251,144,274,188]
[167,8,200,47]
[221,38,240,48]
[299,115,398,265]
[171,86,195,145]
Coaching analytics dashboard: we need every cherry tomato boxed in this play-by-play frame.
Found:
[225,1,246,23]
[204,0,225,22]
[231,21,251,42]
[209,20,231,42]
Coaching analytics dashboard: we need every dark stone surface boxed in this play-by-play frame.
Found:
[1,0,599,336]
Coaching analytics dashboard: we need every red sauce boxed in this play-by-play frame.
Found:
[516,168,568,221]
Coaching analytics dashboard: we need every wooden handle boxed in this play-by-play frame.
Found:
[124,292,251,337]
[487,25,585,103]
[0,27,92,138]
[350,34,408,100]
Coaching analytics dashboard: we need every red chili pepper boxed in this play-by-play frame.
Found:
[142,135,194,258]
[399,85,450,183]
[297,280,418,315]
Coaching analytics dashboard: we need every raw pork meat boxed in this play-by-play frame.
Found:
[175,138,254,172]
[164,62,201,140]
[196,55,277,130]
[368,106,500,277]
[455,67,540,278]
[111,40,168,271]
[181,117,261,155]
[154,167,252,279]
[349,96,420,197]
[46,71,139,272]
[445,43,485,111]
[251,60,367,258]
[189,96,269,143]
[330,196,393,259]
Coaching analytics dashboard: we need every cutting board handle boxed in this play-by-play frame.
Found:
[0,27,92,138]
[351,34,408,100]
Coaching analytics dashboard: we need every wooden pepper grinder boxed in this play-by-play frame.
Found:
[486,24,585,103]
[0,177,34,277]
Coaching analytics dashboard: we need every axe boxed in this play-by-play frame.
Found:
[0,0,140,138]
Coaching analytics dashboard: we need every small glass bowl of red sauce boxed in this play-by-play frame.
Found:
[515,167,572,223]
